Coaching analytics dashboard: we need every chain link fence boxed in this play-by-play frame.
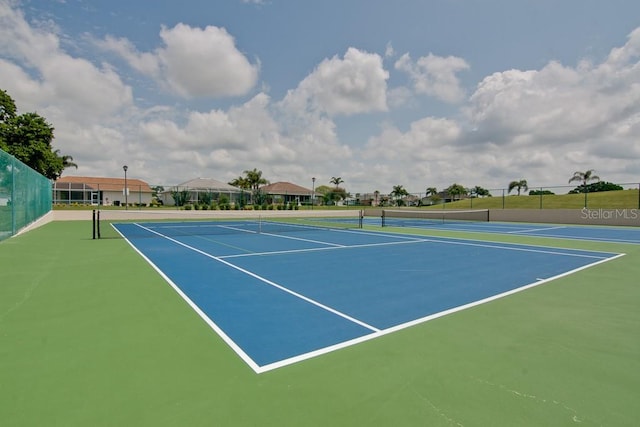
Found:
[0,149,52,241]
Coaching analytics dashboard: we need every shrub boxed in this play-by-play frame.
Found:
[529,190,555,196]
[569,181,624,194]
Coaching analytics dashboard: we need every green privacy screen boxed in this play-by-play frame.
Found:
[0,149,52,241]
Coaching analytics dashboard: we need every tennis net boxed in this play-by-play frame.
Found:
[381,209,489,227]
[93,210,363,239]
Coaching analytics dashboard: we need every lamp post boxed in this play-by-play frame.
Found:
[123,165,128,210]
[312,177,316,210]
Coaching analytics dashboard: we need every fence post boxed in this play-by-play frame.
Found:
[539,187,543,209]
[584,187,588,208]
[11,156,16,235]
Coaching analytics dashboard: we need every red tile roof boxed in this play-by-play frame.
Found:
[260,181,314,195]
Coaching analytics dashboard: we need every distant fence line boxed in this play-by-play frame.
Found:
[389,183,640,210]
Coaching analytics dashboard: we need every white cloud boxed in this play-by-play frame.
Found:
[384,42,395,58]
[281,47,388,116]
[365,117,461,162]
[0,3,133,120]
[136,93,351,183]
[95,35,160,76]
[466,32,640,147]
[357,27,640,192]
[395,53,469,103]
[96,23,259,98]
[158,23,259,98]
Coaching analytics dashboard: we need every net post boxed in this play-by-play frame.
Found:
[97,210,101,239]
[359,210,364,228]
[92,209,96,239]
[381,210,386,227]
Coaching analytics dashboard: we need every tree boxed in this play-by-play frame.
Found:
[0,89,75,179]
[0,89,17,123]
[314,185,332,196]
[471,186,491,197]
[390,185,409,206]
[54,149,77,177]
[425,187,438,197]
[330,176,344,188]
[230,169,269,205]
[325,187,348,205]
[170,189,191,207]
[228,176,250,207]
[508,179,528,195]
[568,181,621,194]
[244,168,268,191]
[568,169,600,193]
[446,183,467,201]
[228,176,250,190]
[422,187,439,205]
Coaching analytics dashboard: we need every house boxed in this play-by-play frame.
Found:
[160,178,243,206]
[260,181,317,206]
[53,176,154,206]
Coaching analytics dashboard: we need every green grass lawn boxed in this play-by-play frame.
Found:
[1,220,639,426]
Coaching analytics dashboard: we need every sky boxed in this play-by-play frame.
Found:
[1,0,640,195]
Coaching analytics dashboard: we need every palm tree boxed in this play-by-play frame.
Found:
[330,176,344,188]
[508,179,528,195]
[446,183,467,202]
[52,149,77,178]
[568,169,600,192]
[229,169,268,205]
[61,154,77,170]
[425,187,438,197]
[244,168,268,192]
[228,176,251,207]
[390,185,409,206]
[471,186,490,197]
[228,176,250,190]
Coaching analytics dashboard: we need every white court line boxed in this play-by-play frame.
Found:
[134,223,381,334]
[507,226,567,234]
[260,231,345,247]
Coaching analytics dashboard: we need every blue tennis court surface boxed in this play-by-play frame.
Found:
[113,220,622,373]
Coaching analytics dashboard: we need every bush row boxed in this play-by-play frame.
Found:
[182,203,300,211]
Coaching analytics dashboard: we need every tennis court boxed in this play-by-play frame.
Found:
[111,218,622,373]
[3,213,640,426]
